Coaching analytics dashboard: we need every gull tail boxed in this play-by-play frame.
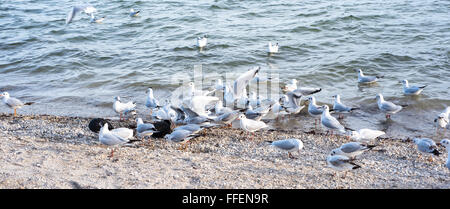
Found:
[419,85,427,89]
[351,163,361,170]
[366,145,377,150]
[376,75,384,79]
[431,149,441,156]
[350,107,360,111]
[311,88,322,95]
[24,102,34,106]
[127,139,142,143]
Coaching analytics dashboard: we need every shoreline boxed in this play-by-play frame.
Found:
[0,113,448,189]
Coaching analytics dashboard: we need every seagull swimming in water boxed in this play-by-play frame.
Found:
[129,8,140,17]
[90,13,105,23]
[267,42,279,53]
[0,92,34,117]
[355,69,383,84]
[400,79,427,95]
[197,35,207,48]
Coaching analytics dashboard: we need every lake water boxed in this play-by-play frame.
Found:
[0,0,449,139]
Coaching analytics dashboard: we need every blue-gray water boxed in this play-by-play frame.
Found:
[0,0,449,138]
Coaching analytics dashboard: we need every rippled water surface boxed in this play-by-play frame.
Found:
[0,0,449,138]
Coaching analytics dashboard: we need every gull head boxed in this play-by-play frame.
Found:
[114,96,121,101]
[401,79,408,86]
[440,139,450,148]
[146,87,153,94]
[0,92,8,98]
[329,149,339,156]
[135,118,143,124]
[355,69,363,75]
[375,93,383,101]
[412,138,421,144]
[237,114,246,120]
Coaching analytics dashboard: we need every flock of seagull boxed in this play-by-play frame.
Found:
[1,5,449,178]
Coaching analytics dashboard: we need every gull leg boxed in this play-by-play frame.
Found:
[14,109,17,117]
[427,156,433,162]
[108,149,114,158]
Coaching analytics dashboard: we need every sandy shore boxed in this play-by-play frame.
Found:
[0,113,448,189]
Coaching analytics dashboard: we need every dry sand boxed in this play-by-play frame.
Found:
[0,113,448,189]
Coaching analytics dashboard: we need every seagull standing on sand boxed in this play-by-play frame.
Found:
[129,8,140,17]
[164,129,200,150]
[326,153,361,179]
[355,69,383,84]
[348,128,385,142]
[320,105,346,136]
[197,35,207,48]
[412,138,441,162]
[0,92,34,117]
[332,94,359,119]
[266,138,303,159]
[237,114,268,139]
[330,142,376,159]
[400,80,427,95]
[376,93,403,119]
[439,139,450,170]
[267,42,279,53]
[113,96,136,121]
[435,107,450,135]
[66,5,97,24]
[99,123,135,157]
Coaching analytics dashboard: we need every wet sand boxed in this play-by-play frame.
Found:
[0,113,448,189]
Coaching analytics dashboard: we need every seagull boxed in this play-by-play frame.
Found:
[320,105,346,136]
[214,100,233,115]
[266,138,303,159]
[181,106,213,125]
[292,86,322,97]
[439,139,450,170]
[237,114,269,139]
[348,128,385,142]
[330,142,376,159]
[233,66,260,99]
[376,93,403,119]
[326,154,361,178]
[164,129,200,150]
[145,87,160,114]
[187,82,214,97]
[355,69,383,84]
[66,5,97,24]
[435,107,450,135]
[213,110,240,126]
[0,92,34,117]
[400,80,427,95]
[90,13,105,23]
[88,118,114,133]
[197,35,207,48]
[282,79,297,92]
[307,96,324,126]
[412,138,441,162]
[267,42,279,53]
[136,118,158,139]
[184,95,219,117]
[284,91,305,115]
[113,96,136,121]
[269,97,286,119]
[99,123,135,157]
[332,94,359,119]
[173,124,202,134]
[129,8,140,17]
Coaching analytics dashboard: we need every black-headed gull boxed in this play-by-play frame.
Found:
[0,92,34,117]
[320,105,345,135]
[233,66,260,99]
[282,79,297,92]
[197,35,207,48]
[412,138,441,162]
[136,118,158,139]
[267,42,279,53]
[439,139,450,170]
[267,138,303,159]
[99,123,135,157]
[355,69,383,84]
[327,153,361,178]
[129,8,140,17]
[284,91,305,115]
[348,128,385,142]
[435,107,450,135]
[66,5,97,24]
[113,96,136,121]
[307,96,324,126]
[165,129,200,150]
[332,94,359,119]
[400,79,427,95]
[376,93,403,119]
[237,114,269,139]
[330,142,376,159]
